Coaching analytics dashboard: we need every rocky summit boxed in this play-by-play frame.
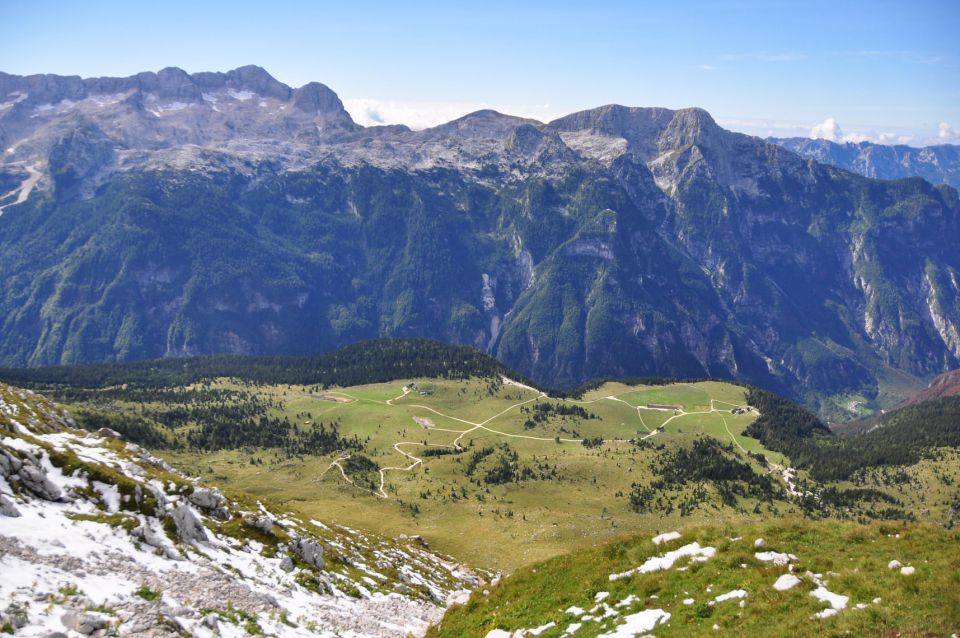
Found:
[1,66,958,414]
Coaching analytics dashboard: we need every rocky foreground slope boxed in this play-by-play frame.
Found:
[0,384,481,637]
[1,67,959,412]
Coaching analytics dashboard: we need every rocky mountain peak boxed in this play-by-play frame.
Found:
[425,109,540,140]
[661,107,719,144]
[137,66,204,102]
[227,64,291,97]
[190,64,293,101]
[548,105,681,160]
[292,81,348,115]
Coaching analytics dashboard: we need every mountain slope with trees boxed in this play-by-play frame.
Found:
[1,68,959,414]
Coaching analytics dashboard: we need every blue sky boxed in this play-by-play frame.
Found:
[2,0,958,143]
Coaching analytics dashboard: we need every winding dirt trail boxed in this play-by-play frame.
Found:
[326,378,758,499]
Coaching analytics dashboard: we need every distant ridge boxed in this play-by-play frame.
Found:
[770,136,960,190]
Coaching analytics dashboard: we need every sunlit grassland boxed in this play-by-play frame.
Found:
[161,377,803,570]
[429,520,960,637]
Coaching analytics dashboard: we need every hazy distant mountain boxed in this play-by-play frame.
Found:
[770,137,960,190]
[1,66,958,412]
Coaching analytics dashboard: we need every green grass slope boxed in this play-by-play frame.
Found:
[430,520,960,637]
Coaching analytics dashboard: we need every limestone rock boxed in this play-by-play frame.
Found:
[0,449,23,476]
[60,611,109,635]
[187,487,229,519]
[17,463,63,501]
[291,537,325,570]
[0,493,21,517]
[169,505,207,544]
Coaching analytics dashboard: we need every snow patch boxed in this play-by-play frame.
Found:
[92,481,120,513]
[610,542,716,580]
[773,573,802,591]
[755,550,797,566]
[712,589,747,604]
[597,609,670,637]
[810,586,849,619]
[652,531,681,545]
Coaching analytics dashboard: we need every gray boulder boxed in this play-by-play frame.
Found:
[246,515,276,534]
[17,463,63,501]
[0,449,22,476]
[291,537,325,570]
[60,611,109,634]
[169,505,207,544]
[279,556,294,572]
[0,493,20,517]
[133,522,182,560]
[187,488,229,519]
[2,602,28,629]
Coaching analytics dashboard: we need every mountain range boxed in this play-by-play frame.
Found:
[1,66,959,414]
[771,136,960,191]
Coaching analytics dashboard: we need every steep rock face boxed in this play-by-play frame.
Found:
[0,67,959,410]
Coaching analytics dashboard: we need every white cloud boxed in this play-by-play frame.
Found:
[697,64,717,72]
[809,118,875,144]
[938,122,959,142]
[878,132,914,145]
[809,117,843,141]
[343,98,568,130]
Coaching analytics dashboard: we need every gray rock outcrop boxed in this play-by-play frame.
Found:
[17,463,63,502]
[0,449,23,476]
[291,537,325,570]
[60,610,109,635]
[0,493,20,517]
[187,487,229,519]
[168,505,207,544]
